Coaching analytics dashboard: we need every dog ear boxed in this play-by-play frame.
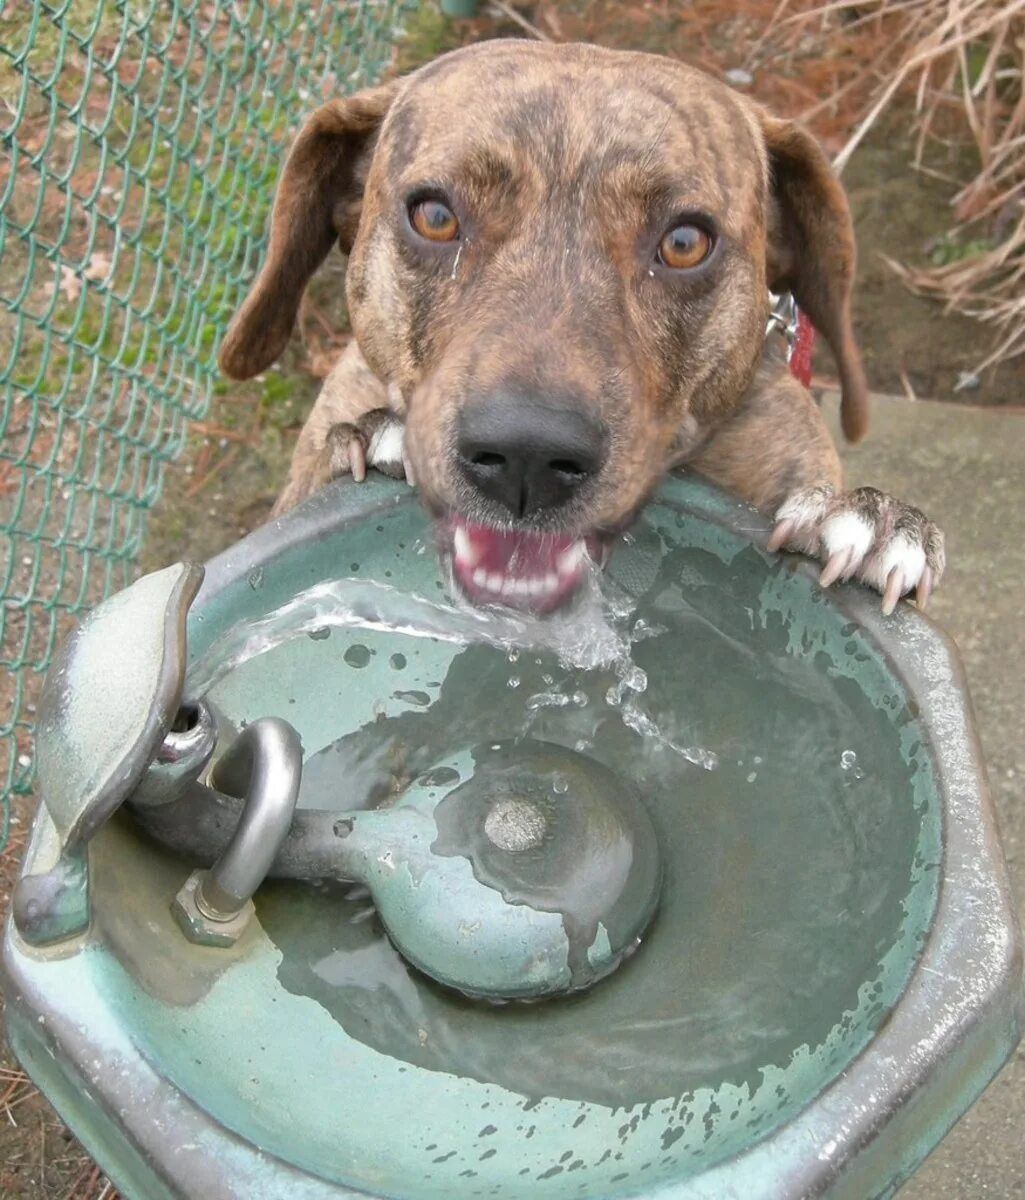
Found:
[219,82,397,380]
[762,116,869,442]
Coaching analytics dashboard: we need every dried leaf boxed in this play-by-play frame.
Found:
[83,252,112,282]
[56,265,81,303]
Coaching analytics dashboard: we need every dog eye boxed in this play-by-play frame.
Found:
[658,224,713,270]
[409,199,460,243]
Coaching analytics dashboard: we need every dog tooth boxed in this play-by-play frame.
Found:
[527,578,544,596]
[501,577,519,597]
[472,567,487,588]
[486,572,504,593]
[558,541,586,574]
[544,572,559,592]
[453,525,476,565]
[515,579,533,596]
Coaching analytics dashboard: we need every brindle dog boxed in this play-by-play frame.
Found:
[219,40,944,616]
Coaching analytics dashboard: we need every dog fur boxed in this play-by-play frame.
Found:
[219,40,944,613]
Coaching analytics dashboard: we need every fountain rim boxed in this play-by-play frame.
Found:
[4,472,1022,1200]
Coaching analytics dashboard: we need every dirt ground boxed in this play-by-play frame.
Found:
[2,2,1023,1197]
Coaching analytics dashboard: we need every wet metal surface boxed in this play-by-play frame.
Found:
[2,471,1021,1199]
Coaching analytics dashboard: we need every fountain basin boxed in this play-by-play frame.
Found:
[3,474,1022,1199]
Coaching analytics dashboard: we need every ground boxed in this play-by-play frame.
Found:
[2,2,1024,1197]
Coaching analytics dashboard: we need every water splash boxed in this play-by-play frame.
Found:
[184,565,719,771]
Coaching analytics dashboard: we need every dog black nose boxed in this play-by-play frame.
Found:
[457,394,605,518]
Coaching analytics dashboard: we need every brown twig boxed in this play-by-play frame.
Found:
[487,0,551,40]
[780,0,1025,370]
[189,422,257,444]
[185,444,240,498]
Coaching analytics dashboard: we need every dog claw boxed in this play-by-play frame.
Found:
[819,547,854,588]
[881,565,906,616]
[767,518,796,554]
[349,440,367,483]
[403,451,416,487]
[915,565,934,611]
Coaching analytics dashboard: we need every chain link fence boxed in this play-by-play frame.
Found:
[0,1,414,847]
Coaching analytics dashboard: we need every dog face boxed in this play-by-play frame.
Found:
[221,40,865,612]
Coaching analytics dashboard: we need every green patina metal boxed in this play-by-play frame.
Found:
[0,0,413,843]
[38,561,201,851]
[3,474,1021,1199]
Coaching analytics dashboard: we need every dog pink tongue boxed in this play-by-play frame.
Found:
[449,518,589,611]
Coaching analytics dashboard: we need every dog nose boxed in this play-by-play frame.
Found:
[457,394,605,518]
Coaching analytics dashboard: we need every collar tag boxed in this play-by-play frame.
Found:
[765,291,800,362]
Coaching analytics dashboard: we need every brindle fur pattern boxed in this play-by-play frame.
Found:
[220,40,943,606]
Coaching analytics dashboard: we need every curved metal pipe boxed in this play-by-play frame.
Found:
[130,785,356,882]
[194,718,303,921]
[130,700,218,809]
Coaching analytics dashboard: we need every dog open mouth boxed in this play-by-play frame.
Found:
[444,517,603,614]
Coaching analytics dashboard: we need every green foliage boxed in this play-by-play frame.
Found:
[396,2,462,73]
[928,233,993,267]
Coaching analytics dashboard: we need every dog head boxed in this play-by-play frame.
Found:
[221,40,866,612]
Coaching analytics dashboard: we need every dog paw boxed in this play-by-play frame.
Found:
[767,485,945,615]
[323,408,413,485]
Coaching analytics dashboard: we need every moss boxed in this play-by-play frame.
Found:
[927,233,993,268]
[261,371,296,405]
[395,3,463,74]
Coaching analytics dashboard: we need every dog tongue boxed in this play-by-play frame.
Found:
[449,518,589,610]
[462,524,574,572]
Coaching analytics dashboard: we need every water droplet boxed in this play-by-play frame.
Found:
[507,649,520,664]
[552,774,569,795]
[631,618,665,643]
[526,692,571,711]
[344,644,371,667]
[840,749,865,782]
[389,653,407,669]
[507,676,521,689]
[574,738,592,753]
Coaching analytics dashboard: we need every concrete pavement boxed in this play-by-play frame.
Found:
[822,393,1025,1197]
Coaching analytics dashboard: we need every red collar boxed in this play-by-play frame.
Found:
[789,310,816,388]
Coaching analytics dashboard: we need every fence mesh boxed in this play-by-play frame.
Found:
[0,1,413,847]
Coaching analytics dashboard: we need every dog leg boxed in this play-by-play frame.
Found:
[685,369,945,612]
[272,342,408,517]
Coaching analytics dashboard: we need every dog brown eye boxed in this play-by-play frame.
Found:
[410,199,459,243]
[658,224,712,270]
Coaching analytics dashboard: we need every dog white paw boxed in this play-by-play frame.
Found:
[767,485,945,614]
[324,409,414,485]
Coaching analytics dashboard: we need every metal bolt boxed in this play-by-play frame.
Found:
[171,870,253,948]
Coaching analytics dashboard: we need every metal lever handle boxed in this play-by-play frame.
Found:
[197,718,303,920]
[164,716,303,947]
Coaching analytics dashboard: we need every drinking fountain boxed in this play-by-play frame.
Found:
[3,473,1021,1200]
